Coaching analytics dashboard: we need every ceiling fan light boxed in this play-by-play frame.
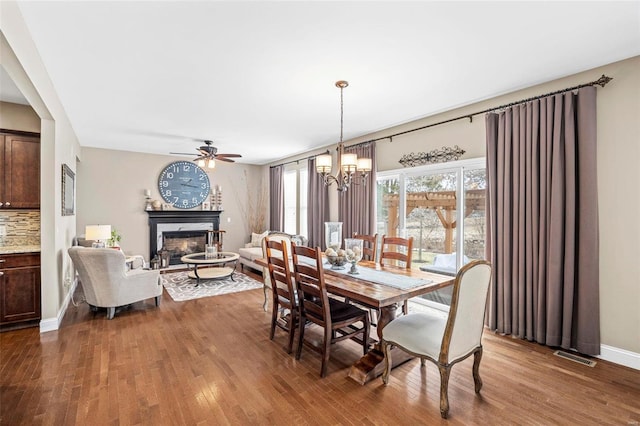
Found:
[197,159,205,167]
[207,158,216,169]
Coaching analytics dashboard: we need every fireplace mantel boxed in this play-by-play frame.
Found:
[147,210,222,261]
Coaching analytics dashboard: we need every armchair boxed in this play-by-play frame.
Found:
[68,247,162,319]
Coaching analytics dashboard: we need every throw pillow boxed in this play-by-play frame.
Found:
[251,231,268,247]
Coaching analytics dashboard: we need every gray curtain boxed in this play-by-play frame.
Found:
[338,142,377,241]
[269,165,284,232]
[485,87,600,355]
[307,157,329,248]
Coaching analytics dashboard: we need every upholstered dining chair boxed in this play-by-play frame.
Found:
[352,232,378,262]
[380,235,414,314]
[264,236,299,354]
[381,260,492,419]
[291,243,371,377]
[68,247,162,319]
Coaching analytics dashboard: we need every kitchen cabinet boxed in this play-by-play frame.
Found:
[1,133,40,209]
[0,252,41,328]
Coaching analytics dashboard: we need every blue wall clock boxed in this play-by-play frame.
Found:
[158,161,211,209]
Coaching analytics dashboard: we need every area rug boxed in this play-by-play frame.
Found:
[162,270,263,302]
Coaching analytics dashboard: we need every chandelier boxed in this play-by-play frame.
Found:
[316,80,371,192]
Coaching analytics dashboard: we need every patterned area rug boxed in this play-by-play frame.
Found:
[162,270,263,302]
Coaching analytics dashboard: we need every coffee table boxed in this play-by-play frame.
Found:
[180,252,240,286]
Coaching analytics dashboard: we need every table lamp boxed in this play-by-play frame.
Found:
[85,225,111,248]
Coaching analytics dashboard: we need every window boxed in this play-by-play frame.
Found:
[283,164,308,236]
[376,158,486,308]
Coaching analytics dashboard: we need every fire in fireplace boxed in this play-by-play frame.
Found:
[162,231,207,265]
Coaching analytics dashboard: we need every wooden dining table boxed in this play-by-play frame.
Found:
[257,257,455,384]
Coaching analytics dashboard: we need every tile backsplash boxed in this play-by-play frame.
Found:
[0,210,41,246]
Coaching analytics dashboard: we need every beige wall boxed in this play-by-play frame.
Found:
[0,101,40,132]
[274,56,640,356]
[1,3,82,328]
[76,148,264,258]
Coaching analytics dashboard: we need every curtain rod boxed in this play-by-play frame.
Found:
[270,74,612,168]
[363,74,613,144]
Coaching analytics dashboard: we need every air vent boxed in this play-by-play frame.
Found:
[553,350,597,367]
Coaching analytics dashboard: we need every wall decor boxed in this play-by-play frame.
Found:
[398,145,466,167]
[61,164,75,216]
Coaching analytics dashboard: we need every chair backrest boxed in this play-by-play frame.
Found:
[264,236,296,308]
[380,236,414,269]
[440,260,492,363]
[290,243,331,328]
[67,246,128,305]
[353,232,378,262]
[261,233,292,290]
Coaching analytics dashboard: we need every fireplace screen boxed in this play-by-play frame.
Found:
[162,231,207,265]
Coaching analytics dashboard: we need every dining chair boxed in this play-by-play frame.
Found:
[380,235,414,314]
[352,232,378,262]
[264,236,299,354]
[380,260,492,419]
[291,242,371,377]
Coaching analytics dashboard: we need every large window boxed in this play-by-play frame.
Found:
[376,158,486,308]
[283,164,308,236]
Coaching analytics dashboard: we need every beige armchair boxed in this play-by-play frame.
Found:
[68,247,162,319]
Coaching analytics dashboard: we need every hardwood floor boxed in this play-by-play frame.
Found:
[1,285,639,425]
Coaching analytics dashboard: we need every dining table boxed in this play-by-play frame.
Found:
[256,256,455,384]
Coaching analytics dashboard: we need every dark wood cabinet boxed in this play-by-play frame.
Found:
[0,253,41,328]
[1,133,40,209]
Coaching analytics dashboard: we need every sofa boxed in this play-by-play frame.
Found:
[238,231,307,273]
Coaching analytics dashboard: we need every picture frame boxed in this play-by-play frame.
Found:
[61,164,75,216]
[202,201,211,211]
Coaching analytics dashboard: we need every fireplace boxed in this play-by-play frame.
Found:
[147,210,222,265]
[162,230,207,265]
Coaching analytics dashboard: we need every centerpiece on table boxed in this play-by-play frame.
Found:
[343,238,363,275]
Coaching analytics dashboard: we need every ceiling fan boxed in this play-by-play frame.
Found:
[170,140,242,168]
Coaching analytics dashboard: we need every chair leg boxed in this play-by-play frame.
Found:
[286,311,297,354]
[381,340,392,385]
[295,314,305,360]
[438,364,451,419]
[402,300,409,315]
[269,298,278,341]
[320,327,332,378]
[155,295,161,306]
[107,307,116,320]
[473,347,483,393]
[420,358,426,367]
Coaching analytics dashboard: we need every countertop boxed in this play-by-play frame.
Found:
[0,245,41,255]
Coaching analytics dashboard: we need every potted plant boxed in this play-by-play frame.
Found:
[108,229,122,248]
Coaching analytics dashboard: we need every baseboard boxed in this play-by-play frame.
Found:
[39,279,76,333]
[598,344,640,370]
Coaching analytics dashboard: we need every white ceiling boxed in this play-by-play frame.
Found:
[6,1,640,165]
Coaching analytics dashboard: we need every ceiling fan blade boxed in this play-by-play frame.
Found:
[170,152,196,156]
[215,153,242,158]
[216,157,235,163]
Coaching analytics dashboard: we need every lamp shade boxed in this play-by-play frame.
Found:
[85,225,111,241]
[341,153,358,173]
[316,154,332,173]
[357,157,372,172]
[207,159,216,169]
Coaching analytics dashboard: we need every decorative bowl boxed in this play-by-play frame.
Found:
[327,255,347,269]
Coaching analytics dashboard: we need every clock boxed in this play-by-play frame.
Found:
[158,161,211,209]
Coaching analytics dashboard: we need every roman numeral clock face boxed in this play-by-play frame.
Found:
[158,161,211,209]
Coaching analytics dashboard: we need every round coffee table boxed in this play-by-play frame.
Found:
[180,252,240,286]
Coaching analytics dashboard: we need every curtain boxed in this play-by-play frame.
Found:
[339,142,377,241]
[307,157,329,248]
[485,87,599,355]
[269,165,284,232]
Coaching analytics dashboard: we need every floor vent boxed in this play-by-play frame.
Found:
[553,350,597,367]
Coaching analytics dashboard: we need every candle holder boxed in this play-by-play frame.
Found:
[344,238,363,274]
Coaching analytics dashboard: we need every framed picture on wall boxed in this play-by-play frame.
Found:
[61,163,75,216]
